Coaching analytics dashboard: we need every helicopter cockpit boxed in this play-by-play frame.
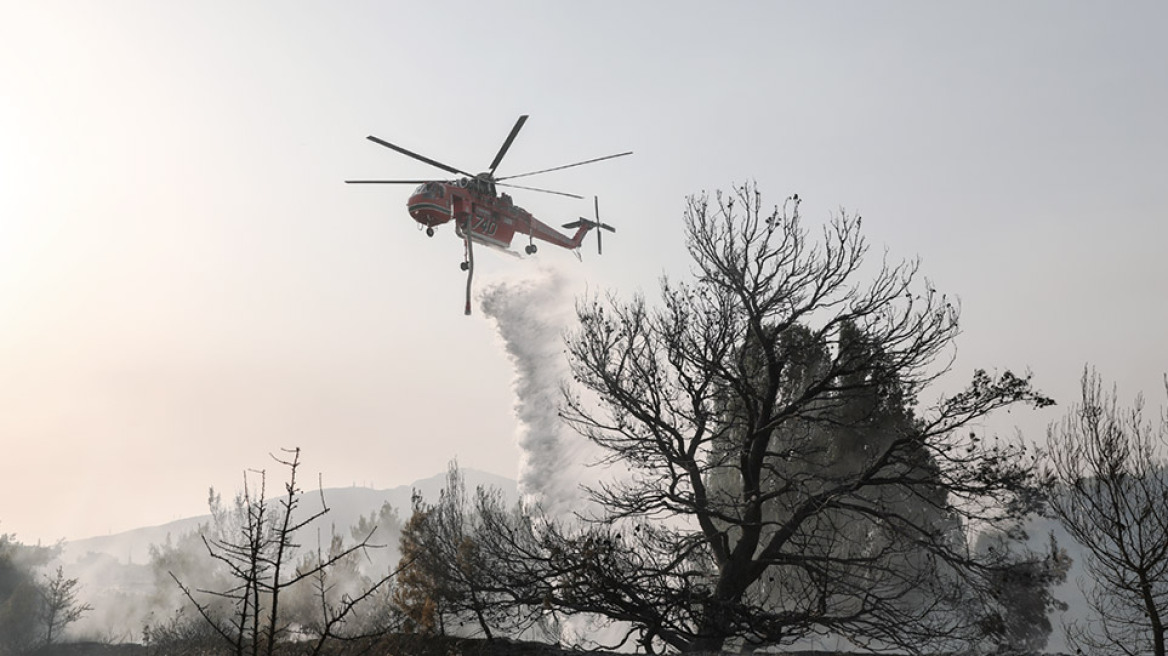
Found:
[412,182,445,198]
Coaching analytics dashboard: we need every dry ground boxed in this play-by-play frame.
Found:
[19,636,874,656]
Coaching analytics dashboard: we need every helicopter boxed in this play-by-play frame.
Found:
[346,115,630,314]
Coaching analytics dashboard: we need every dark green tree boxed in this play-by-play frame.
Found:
[0,532,56,654]
[40,565,93,645]
[393,505,443,636]
[350,501,402,569]
[973,529,1071,654]
[699,320,966,652]
[393,464,522,640]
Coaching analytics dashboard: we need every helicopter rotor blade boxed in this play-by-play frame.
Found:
[345,179,439,184]
[495,180,583,199]
[496,151,633,182]
[488,115,529,176]
[365,135,474,178]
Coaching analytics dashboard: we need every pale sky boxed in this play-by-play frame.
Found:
[1,2,1165,543]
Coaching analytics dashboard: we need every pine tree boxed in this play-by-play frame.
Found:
[394,504,443,636]
[41,566,92,645]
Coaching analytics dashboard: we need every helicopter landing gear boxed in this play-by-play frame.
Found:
[426,226,435,237]
[460,261,470,271]
[524,244,538,255]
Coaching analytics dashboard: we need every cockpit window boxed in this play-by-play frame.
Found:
[413,182,443,198]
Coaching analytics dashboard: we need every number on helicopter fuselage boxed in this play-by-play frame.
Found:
[472,215,498,236]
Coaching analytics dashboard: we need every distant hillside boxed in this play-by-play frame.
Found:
[55,471,1091,653]
[60,468,518,565]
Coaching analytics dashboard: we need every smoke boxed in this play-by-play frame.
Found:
[58,485,409,644]
[480,267,586,517]
[62,529,204,643]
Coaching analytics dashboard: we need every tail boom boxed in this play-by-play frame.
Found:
[562,218,615,254]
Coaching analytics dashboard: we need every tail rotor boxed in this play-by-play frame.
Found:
[562,196,616,254]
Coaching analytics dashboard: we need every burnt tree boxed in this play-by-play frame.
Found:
[172,448,397,656]
[557,185,1054,653]
[1045,369,1168,656]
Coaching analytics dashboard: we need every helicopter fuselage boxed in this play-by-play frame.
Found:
[407,180,589,252]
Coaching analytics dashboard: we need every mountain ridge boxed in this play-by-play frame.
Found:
[61,468,518,565]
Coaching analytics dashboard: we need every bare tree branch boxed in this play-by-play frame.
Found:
[1046,368,1168,656]
[551,184,1054,653]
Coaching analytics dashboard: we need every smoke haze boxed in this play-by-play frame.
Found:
[48,469,518,643]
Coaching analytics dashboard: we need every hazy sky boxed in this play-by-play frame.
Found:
[2,2,1165,543]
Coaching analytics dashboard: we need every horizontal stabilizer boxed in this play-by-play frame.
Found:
[563,219,615,232]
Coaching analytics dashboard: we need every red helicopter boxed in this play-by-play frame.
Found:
[347,115,630,314]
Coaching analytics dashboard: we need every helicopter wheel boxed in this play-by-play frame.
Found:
[525,244,537,255]
[426,227,435,237]
[460,261,470,271]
